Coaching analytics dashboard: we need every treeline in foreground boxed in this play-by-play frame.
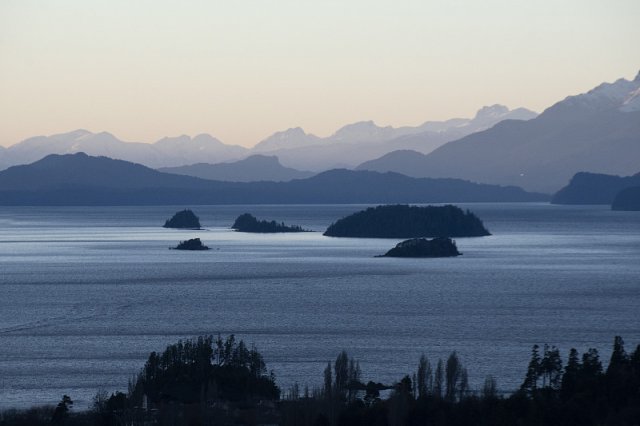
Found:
[1,335,639,426]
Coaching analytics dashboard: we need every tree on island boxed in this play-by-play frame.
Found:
[232,213,308,233]
[163,209,201,229]
[324,204,491,238]
[173,237,209,250]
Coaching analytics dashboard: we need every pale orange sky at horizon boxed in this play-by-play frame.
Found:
[1,0,639,148]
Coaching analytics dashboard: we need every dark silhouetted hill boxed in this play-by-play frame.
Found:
[159,155,314,182]
[612,186,640,211]
[0,153,548,205]
[0,152,213,191]
[357,150,429,174]
[552,172,640,205]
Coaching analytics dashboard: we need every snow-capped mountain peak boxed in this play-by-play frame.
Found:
[252,127,320,152]
[331,121,394,143]
[620,86,640,112]
[541,72,640,118]
[67,129,94,141]
[474,104,510,120]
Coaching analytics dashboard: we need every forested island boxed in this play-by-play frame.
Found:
[172,238,209,251]
[324,204,490,238]
[379,237,461,258]
[232,213,308,233]
[3,335,639,426]
[163,209,201,229]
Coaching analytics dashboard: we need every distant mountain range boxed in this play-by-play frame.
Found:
[0,130,249,169]
[2,71,638,193]
[0,105,536,172]
[159,155,314,182]
[358,72,640,193]
[0,153,548,205]
[253,105,537,170]
[551,171,640,205]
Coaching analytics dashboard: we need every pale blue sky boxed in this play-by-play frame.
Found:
[1,0,638,147]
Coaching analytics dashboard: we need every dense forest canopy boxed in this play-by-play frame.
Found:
[232,213,308,233]
[324,204,491,238]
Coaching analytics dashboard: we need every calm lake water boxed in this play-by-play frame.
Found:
[1,203,639,409]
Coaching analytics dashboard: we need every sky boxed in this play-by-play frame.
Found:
[1,0,639,148]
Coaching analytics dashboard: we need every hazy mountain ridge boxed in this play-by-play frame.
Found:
[0,153,548,205]
[0,105,536,172]
[158,155,314,182]
[153,134,248,166]
[252,127,322,152]
[0,130,249,170]
[255,105,537,170]
[357,71,640,193]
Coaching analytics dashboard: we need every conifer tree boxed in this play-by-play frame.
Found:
[434,359,444,399]
[416,354,432,399]
[445,352,461,402]
[323,362,332,400]
[521,344,541,393]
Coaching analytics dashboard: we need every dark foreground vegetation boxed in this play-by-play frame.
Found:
[324,205,491,238]
[232,213,308,233]
[163,209,202,229]
[2,336,639,426]
[173,238,209,251]
[379,237,461,258]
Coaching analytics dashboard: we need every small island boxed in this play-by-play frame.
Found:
[232,213,308,233]
[378,237,461,258]
[173,238,209,250]
[163,209,202,229]
[323,204,490,238]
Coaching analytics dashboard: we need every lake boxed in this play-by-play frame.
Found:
[1,203,639,409]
